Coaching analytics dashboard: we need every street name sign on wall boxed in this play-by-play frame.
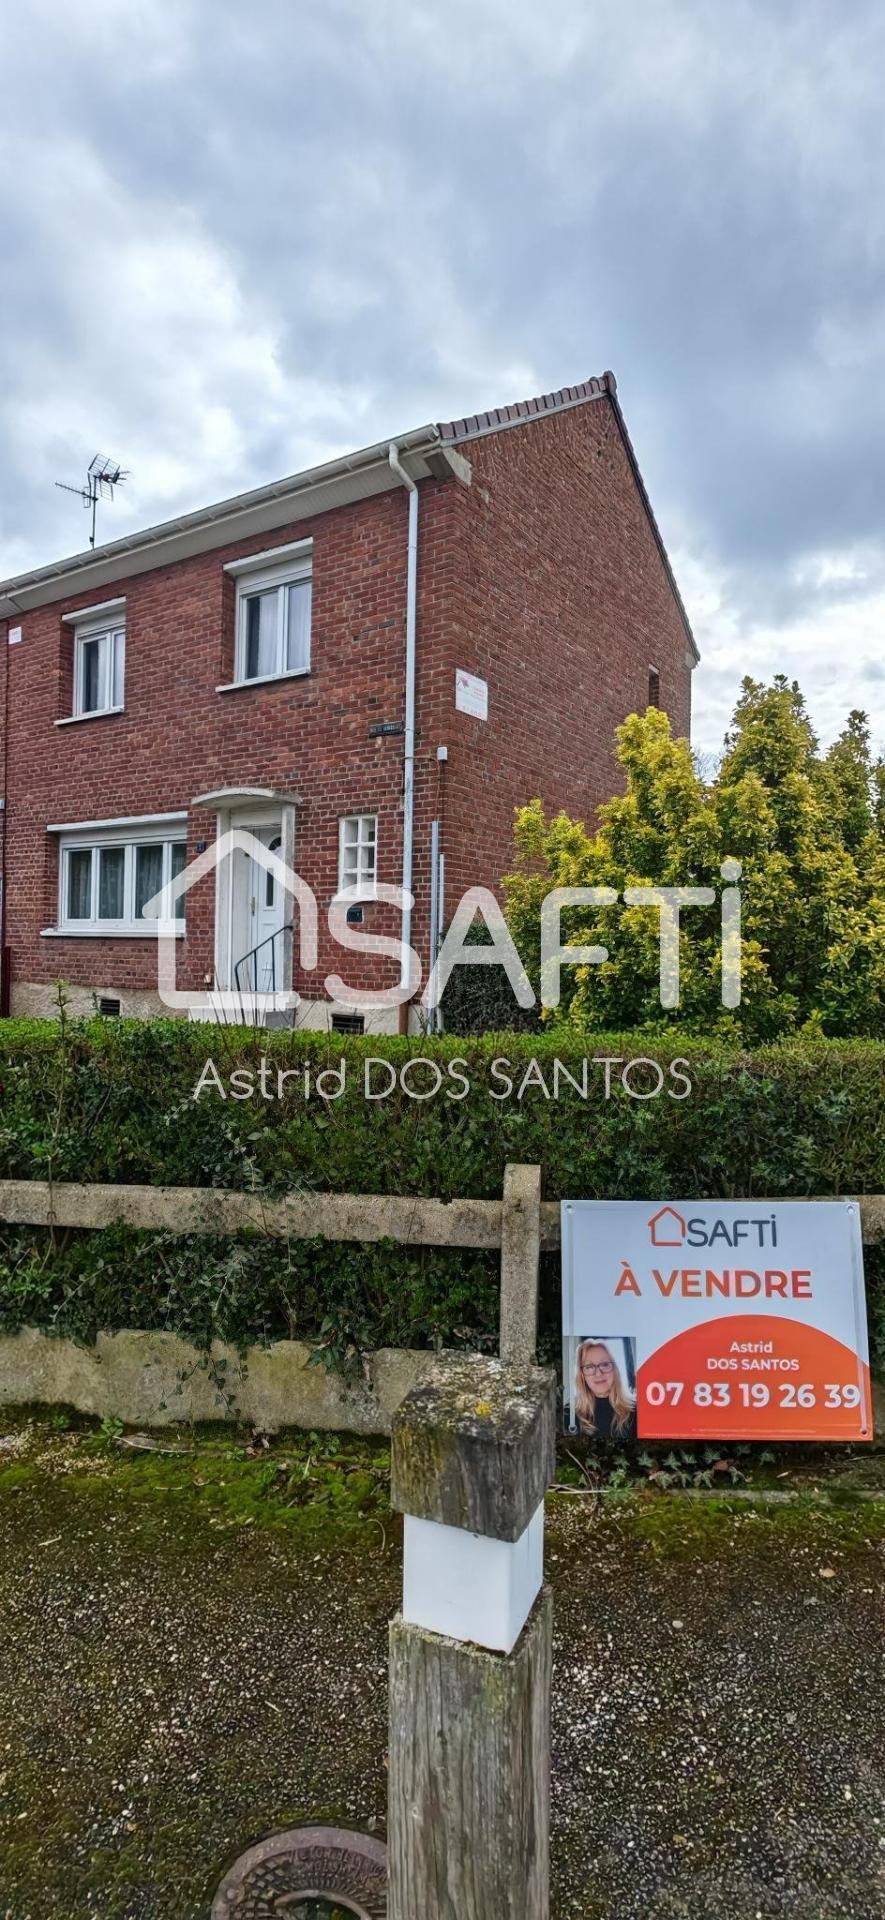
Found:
[561,1199,872,1443]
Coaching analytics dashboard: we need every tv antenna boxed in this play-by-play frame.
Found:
[55,454,128,549]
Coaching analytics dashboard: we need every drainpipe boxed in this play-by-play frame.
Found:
[0,595,18,1017]
[388,442,418,1031]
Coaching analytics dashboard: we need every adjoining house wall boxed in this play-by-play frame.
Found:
[9,980,404,1030]
[430,394,694,908]
[11,982,168,1021]
[1,480,457,1015]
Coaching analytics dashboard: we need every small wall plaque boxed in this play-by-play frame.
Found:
[455,668,488,720]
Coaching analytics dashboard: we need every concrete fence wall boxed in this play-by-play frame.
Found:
[0,1166,545,1431]
[2,1179,884,1246]
[0,1326,441,1433]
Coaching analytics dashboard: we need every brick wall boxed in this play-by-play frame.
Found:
[424,394,694,910]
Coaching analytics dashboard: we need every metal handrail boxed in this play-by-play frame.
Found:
[233,920,296,997]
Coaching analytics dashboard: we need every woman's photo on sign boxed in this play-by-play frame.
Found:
[568,1335,637,1442]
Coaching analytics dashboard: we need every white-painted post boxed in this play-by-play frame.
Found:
[388,1354,556,1920]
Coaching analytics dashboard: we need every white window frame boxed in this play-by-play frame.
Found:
[53,819,188,936]
[231,553,313,687]
[67,603,126,719]
[338,814,378,898]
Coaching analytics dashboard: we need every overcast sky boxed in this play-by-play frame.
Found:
[1,0,882,758]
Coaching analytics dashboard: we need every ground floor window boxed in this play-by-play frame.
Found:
[56,828,187,933]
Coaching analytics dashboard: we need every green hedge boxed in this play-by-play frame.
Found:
[0,1223,501,1365]
[0,1019,882,1370]
[2,1018,884,1195]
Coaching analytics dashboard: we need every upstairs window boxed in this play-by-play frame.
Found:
[64,601,126,718]
[648,665,661,709]
[229,546,312,686]
[338,814,378,896]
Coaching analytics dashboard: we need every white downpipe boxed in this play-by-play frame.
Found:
[429,818,441,1034]
[389,443,418,1003]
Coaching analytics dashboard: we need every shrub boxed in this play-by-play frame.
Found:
[440,921,540,1036]
[0,1224,501,1364]
[0,1019,882,1367]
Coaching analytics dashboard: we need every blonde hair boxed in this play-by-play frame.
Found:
[574,1339,635,1438]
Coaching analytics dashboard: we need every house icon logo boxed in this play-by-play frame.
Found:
[143,827,318,1017]
[648,1205,687,1247]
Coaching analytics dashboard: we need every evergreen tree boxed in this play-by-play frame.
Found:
[504,676,884,1040]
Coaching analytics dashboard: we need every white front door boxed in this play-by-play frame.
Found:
[227,822,287,994]
[248,827,285,992]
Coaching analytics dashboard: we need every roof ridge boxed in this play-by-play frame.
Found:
[437,372,615,442]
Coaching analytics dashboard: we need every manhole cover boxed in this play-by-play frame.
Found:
[211,1824,387,1918]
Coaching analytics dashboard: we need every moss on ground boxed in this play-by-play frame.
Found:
[1,1412,393,1544]
[0,1416,399,1918]
[572,1485,885,1558]
[1,1412,885,1918]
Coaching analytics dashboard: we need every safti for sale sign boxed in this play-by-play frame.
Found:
[561,1200,872,1443]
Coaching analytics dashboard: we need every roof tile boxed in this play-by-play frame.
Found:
[438,373,614,441]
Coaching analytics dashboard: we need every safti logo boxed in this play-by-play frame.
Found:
[647,1205,780,1250]
[648,1205,687,1247]
[144,826,744,1020]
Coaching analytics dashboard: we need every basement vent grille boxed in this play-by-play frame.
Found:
[330,1012,365,1036]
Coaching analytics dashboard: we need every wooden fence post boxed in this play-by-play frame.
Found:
[388,1354,556,1920]
[499,1163,542,1372]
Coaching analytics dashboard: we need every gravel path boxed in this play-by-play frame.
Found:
[0,1432,883,1918]
[547,1494,885,1919]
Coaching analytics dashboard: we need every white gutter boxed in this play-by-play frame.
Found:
[0,424,446,618]
[388,442,419,1004]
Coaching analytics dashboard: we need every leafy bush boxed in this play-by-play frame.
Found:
[0,1224,500,1362]
[1,1019,884,1197]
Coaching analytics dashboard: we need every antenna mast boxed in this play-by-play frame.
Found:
[55,455,128,548]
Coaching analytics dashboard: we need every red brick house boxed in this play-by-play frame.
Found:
[0,372,697,1030]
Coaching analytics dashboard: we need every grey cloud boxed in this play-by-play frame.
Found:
[1,0,884,754]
